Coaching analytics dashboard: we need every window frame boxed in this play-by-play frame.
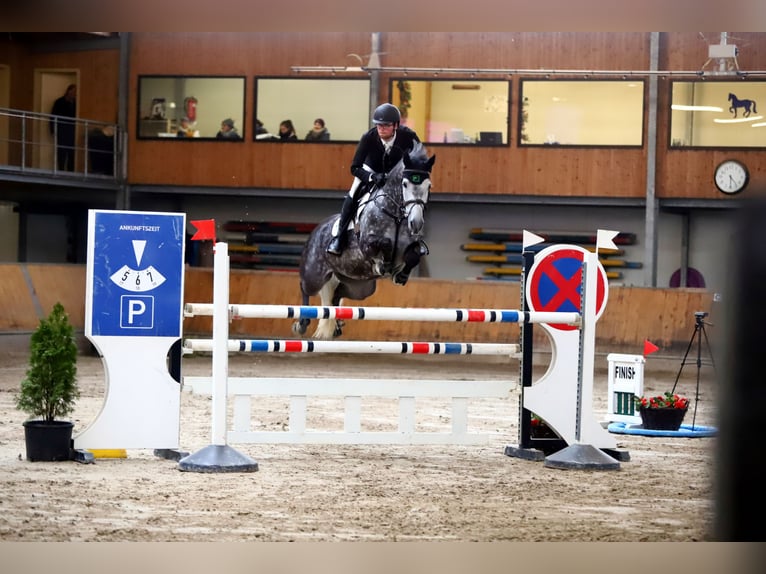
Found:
[517,78,646,148]
[253,75,372,143]
[389,77,511,147]
[136,75,247,141]
[669,79,766,150]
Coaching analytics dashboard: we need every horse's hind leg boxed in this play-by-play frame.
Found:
[313,275,341,340]
[331,290,345,338]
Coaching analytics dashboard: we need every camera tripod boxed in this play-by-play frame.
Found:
[671,311,716,428]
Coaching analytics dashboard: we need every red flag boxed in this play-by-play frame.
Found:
[190,219,216,242]
[643,339,660,356]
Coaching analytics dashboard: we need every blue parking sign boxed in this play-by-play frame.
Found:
[88,210,186,337]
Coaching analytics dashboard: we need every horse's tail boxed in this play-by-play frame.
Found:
[754,101,758,113]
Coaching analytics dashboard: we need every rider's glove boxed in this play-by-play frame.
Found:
[370,172,387,187]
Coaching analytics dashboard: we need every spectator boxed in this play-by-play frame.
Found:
[87,126,115,175]
[305,118,330,141]
[177,117,195,137]
[278,119,298,141]
[49,84,77,171]
[254,118,275,140]
[216,118,242,140]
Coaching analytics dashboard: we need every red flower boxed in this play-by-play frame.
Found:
[635,391,690,410]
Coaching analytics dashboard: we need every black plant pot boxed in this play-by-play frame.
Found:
[639,407,688,431]
[22,420,74,461]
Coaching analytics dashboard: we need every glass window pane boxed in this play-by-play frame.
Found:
[391,79,509,146]
[137,76,246,140]
[519,80,644,146]
[254,77,371,142]
[670,81,766,148]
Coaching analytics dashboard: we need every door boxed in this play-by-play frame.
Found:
[33,70,78,170]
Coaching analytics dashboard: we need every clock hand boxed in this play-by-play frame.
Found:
[729,174,735,186]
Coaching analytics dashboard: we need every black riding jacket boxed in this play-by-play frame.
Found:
[350,126,420,182]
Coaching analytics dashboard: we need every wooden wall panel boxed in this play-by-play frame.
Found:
[0,264,39,331]
[6,33,764,202]
[0,264,87,331]
[127,32,661,198]
[0,263,718,352]
[180,266,715,353]
[26,265,87,328]
[0,43,120,124]
[656,32,766,200]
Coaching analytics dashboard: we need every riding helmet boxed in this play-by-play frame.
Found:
[373,103,401,125]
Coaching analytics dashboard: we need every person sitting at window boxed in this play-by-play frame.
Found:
[278,119,298,141]
[305,118,330,141]
[177,117,196,137]
[216,118,242,140]
[255,118,276,140]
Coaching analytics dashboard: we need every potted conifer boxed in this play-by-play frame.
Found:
[15,302,80,461]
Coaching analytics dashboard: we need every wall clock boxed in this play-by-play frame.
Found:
[714,159,749,195]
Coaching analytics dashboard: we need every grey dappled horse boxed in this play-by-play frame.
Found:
[294,143,436,340]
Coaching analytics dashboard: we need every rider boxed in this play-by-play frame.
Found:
[326,103,421,255]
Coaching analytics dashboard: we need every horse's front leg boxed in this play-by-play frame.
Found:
[312,276,341,340]
[291,289,312,336]
[360,235,393,276]
[393,240,429,285]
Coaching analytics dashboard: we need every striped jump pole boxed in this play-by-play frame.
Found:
[184,302,580,326]
[183,338,520,356]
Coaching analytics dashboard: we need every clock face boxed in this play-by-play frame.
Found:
[714,160,749,195]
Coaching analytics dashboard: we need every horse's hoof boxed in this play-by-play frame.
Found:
[291,321,307,336]
[393,272,409,285]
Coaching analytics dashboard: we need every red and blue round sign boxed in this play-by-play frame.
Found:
[525,245,608,331]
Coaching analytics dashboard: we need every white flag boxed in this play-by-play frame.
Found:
[596,229,619,251]
[522,230,546,250]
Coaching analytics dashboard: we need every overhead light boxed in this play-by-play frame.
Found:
[671,105,724,112]
[714,116,763,123]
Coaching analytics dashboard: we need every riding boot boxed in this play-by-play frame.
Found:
[326,195,357,255]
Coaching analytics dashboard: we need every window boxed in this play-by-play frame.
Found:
[391,79,510,145]
[670,80,766,148]
[254,77,371,142]
[519,79,645,147]
[137,76,246,140]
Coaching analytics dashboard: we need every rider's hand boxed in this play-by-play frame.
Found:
[370,172,387,187]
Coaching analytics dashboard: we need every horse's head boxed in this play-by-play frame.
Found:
[728,93,735,101]
[401,143,436,236]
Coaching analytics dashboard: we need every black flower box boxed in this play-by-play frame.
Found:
[639,406,688,431]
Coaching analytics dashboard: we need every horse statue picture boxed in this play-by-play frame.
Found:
[728,93,758,118]
[294,142,436,340]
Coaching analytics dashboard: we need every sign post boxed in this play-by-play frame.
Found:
[74,210,186,450]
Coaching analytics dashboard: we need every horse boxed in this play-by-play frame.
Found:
[728,93,757,118]
[293,142,436,340]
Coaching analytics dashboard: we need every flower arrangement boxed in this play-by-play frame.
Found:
[530,413,558,438]
[634,391,689,410]
[634,391,689,431]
